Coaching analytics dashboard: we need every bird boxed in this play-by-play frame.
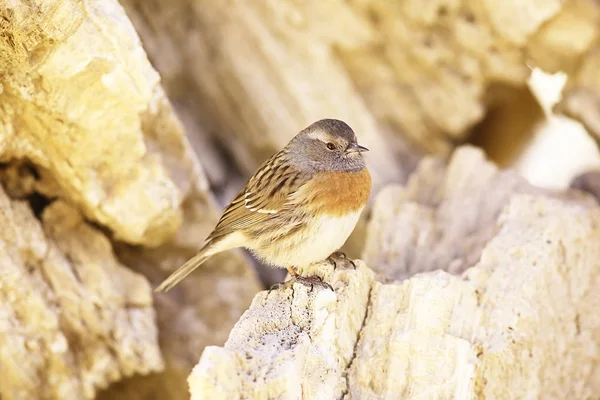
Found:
[155,118,371,293]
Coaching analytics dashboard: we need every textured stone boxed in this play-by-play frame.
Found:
[101,181,261,400]
[189,194,600,399]
[0,1,262,398]
[189,261,374,400]
[362,146,547,280]
[120,0,414,195]
[0,184,162,400]
[535,0,600,140]
[0,0,193,246]
[120,0,600,193]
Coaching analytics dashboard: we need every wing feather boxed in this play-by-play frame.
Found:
[206,152,309,241]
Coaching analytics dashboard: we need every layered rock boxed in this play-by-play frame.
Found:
[189,146,600,399]
[189,193,600,400]
[120,0,600,194]
[0,1,261,398]
[0,0,190,246]
[0,183,162,399]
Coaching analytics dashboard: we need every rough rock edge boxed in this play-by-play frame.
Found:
[120,0,600,193]
[0,184,162,400]
[189,194,600,399]
[362,145,596,281]
[189,261,374,399]
[0,1,262,398]
[0,0,194,246]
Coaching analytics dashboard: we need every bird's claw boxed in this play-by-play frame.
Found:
[269,274,333,292]
[269,279,294,292]
[327,251,356,270]
[294,275,333,291]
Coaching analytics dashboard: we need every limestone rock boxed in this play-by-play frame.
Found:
[362,145,549,280]
[189,261,374,400]
[120,0,414,195]
[350,196,600,398]
[0,1,262,398]
[0,0,195,246]
[0,185,162,400]
[100,181,262,400]
[120,0,600,194]
[188,194,600,399]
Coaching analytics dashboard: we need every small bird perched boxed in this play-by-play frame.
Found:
[155,118,371,292]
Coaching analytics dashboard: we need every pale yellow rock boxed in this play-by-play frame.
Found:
[121,0,589,192]
[121,0,412,194]
[100,181,262,400]
[188,194,600,399]
[0,185,162,400]
[532,0,600,140]
[119,0,600,271]
[0,0,194,246]
[0,1,262,398]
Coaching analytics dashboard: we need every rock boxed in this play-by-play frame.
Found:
[362,145,549,280]
[188,194,600,399]
[119,0,600,266]
[189,261,374,400]
[120,0,415,196]
[0,186,162,400]
[536,0,600,139]
[0,0,195,246]
[100,181,262,400]
[0,1,263,398]
[120,0,600,194]
[350,196,600,398]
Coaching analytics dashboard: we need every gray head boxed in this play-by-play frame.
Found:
[285,119,369,173]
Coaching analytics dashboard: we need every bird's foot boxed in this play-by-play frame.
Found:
[269,274,333,292]
[293,274,333,291]
[327,251,356,270]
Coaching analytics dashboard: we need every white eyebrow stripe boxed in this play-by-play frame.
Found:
[306,129,330,141]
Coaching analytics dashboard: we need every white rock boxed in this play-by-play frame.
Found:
[188,194,600,399]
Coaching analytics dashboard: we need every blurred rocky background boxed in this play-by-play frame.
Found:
[0,0,599,399]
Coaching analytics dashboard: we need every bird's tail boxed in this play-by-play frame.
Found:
[154,244,214,293]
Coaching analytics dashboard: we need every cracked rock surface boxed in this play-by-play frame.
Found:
[362,145,595,280]
[189,261,373,399]
[189,194,600,399]
[0,1,261,398]
[0,185,162,399]
[0,0,190,246]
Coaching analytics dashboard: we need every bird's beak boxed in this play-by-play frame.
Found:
[346,142,369,153]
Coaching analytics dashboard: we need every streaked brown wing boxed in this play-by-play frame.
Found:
[206,152,309,241]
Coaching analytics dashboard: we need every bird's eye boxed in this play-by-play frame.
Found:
[326,142,335,150]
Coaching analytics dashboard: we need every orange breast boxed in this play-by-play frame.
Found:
[301,169,372,217]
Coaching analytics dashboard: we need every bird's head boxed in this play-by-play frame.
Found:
[287,119,368,173]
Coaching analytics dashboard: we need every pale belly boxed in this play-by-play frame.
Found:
[252,209,364,268]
